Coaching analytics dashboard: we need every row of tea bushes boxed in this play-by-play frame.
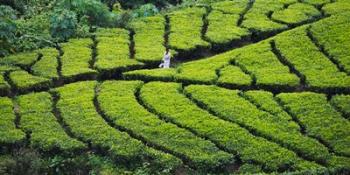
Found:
[309,13,350,74]
[130,16,168,64]
[32,48,59,80]
[55,81,181,171]
[242,90,301,131]
[184,85,331,163]
[322,0,350,15]
[330,95,350,120]
[9,70,51,93]
[97,80,233,170]
[275,27,350,91]
[140,82,321,172]
[277,92,350,157]
[217,65,252,87]
[0,97,26,148]
[233,41,300,88]
[94,28,143,77]
[271,3,321,26]
[0,65,20,96]
[123,40,300,89]
[0,51,39,69]
[168,7,210,52]
[205,0,250,48]
[60,39,97,82]
[16,92,86,153]
[241,0,291,36]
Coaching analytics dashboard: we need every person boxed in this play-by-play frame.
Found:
[159,49,171,68]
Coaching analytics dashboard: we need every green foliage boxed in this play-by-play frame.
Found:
[238,164,263,174]
[129,15,167,63]
[140,82,320,171]
[3,148,47,175]
[271,3,321,25]
[9,70,51,92]
[176,53,231,84]
[242,0,290,33]
[243,90,300,131]
[32,48,59,79]
[211,0,247,14]
[322,0,350,15]
[277,92,350,156]
[57,0,116,27]
[217,65,252,87]
[55,81,181,171]
[168,7,210,51]
[206,10,250,45]
[123,68,177,82]
[50,9,78,41]
[310,13,350,74]
[331,95,350,119]
[17,92,86,153]
[0,51,39,68]
[235,42,300,87]
[275,27,350,90]
[185,85,331,163]
[94,28,143,75]
[60,38,97,80]
[132,4,159,18]
[14,12,54,52]
[0,97,26,146]
[98,80,231,170]
[0,5,17,56]
[0,73,10,95]
[304,0,331,6]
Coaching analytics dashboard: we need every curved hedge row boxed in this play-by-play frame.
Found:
[140,82,322,172]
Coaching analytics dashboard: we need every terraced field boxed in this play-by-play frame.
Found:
[1,0,350,174]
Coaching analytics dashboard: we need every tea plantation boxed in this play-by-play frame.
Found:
[1,0,350,174]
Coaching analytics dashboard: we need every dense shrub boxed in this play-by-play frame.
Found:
[0,5,17,56]
[57,0,116,27]
[50,9,78,41]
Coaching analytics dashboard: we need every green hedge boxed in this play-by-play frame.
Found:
[0,51,39,69]
[32,48,59,80]
[168,7,210,52]
[205,10,250,46]
[331,94,350,119]
[140,82,321,172]
[211,0,247,14]
[55,81,181,171]
[0,65,20,95]
[277,92,350,157]
[241,0,289,35]
[175,51,234,84]
[271,3,321,25]
[123,39,299,89]
[17,92,86,153]
[243,90,301,131]
[9,70,52,93]
[310,13,350,74]
[217,65,252,87]
[94,28,143,77]
[0,73,10,96]
[184,85,331,163]
[234,41,300,88]
[322,0,350,15]
[303,0,330,6]
[60,38,97,81]
[275,27,350,91]
[0,97,26,147]
[97,80,233,170]
[130,16,168,64]
[123,68,176,82]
